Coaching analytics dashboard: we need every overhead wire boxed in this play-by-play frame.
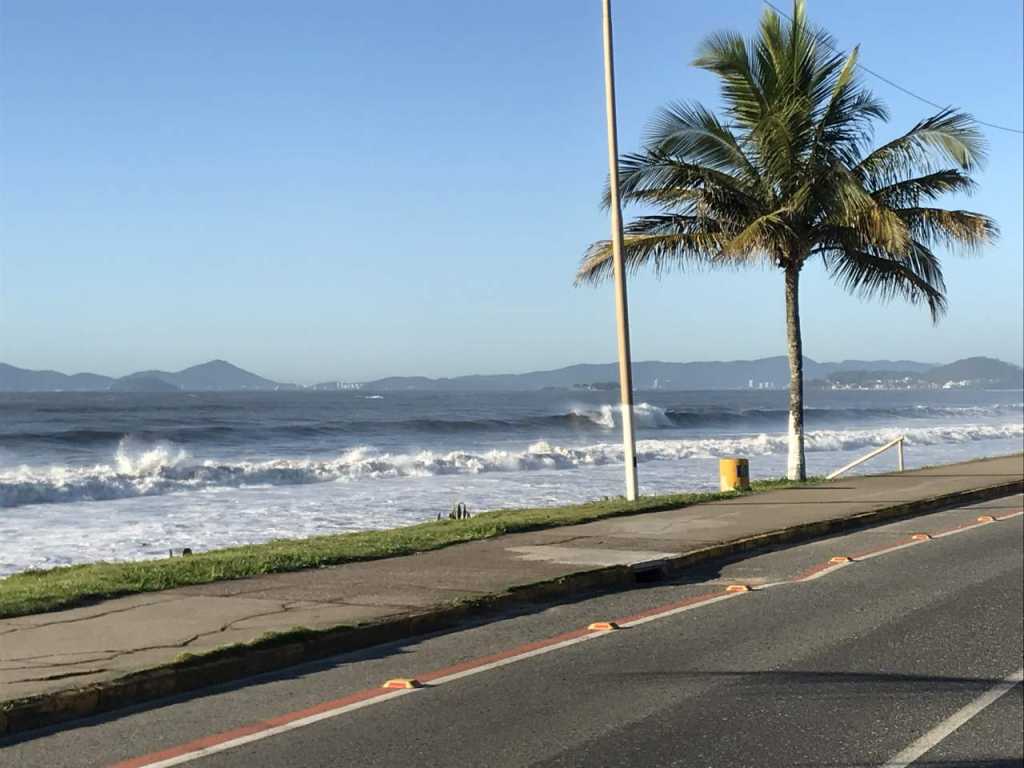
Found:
[762,0,1024,135]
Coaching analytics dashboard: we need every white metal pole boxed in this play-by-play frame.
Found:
[601,0,639,501]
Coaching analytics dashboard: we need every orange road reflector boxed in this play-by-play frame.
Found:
[587,621,621,631]
[977,515,996,523]
[382,678,422,690]
[911,533,933,541]
[725,584,751,593]
[829,556,852,564]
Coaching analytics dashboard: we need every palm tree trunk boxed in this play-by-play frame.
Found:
[784,263,807,481]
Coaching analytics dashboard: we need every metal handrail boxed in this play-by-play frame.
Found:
[827,436,905,480]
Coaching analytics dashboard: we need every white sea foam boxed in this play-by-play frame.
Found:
[571,402,675,429]
[114,437,189,475]
[2,422,1020,510]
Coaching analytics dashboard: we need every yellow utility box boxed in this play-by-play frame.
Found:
[719,458,750,492]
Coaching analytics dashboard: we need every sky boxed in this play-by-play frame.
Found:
[1,0,1021,384]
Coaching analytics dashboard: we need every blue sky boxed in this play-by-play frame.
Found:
[1,0,1021,384]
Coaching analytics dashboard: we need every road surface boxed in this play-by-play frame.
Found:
[3,495,1022,767]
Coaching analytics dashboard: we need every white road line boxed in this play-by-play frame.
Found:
[618,592,743,627]
[880,668,1023,767]
[800,563,851,581]
[852,540,926,561]
[427,633,604,685]
[932,520,994,538]
[137,689,414,768]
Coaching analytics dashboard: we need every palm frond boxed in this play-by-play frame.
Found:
[823,242,948,322]
[808,51,888,167]
[870,169,976,207]
[721,209,793,261]
[576,215,735,284]
[606,151,764,220]
[896,207,999,252]
[855,109,987,188]
[814,166,911,254]
[644,101,763,189]
[693,32,767,127]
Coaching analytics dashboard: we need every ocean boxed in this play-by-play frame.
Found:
[0,388,1021,576]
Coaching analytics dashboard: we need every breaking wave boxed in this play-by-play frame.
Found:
[566,402,1022,431]
[2,423,1020,509]
[4,402,1018,448]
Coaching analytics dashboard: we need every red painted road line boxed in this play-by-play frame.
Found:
[113,629,602,768]
[111,687,390,768]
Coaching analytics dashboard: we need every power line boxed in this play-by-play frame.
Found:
[762,0,1024,135]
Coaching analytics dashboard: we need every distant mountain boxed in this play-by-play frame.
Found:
[118,360,280,391]
[923,357,1023,387]
[0,360,281,392]
[364,357,939,392]
[811,356,1023,390]
[109,375,181,393]
[2,355,1018,393]
[0,363,114,392]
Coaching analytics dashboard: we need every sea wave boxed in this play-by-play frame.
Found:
[1,423,1020,509]
[575,402,1022,430]
[2,402,1018,448]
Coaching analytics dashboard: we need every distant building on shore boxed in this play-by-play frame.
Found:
[308,381,362,391]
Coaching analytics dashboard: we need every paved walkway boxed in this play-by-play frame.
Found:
[2,454,1021,708]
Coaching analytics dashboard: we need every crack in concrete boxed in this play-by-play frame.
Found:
[2,603,292,667]
[0,597,178,633]
[180,605,292,647]
[2,603,300,671]
[522,534,591,546]
[9,667,110,684]
[1,654,116,671]
[3,634,204,666]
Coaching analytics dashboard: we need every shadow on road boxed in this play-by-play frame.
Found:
[605,667,1014,694]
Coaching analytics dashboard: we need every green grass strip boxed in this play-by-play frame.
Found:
[0,478,811,619]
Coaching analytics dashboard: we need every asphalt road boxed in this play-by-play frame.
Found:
[4,495,1022,767]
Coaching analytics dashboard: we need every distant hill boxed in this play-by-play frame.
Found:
[0,360,281,392]
[118,360,279,391]
[811,356,1023,390]
[364,357,938,392]
[923,357,1023,387]
[109,375,181,393]
[0,363,114,392]
[2,355,1018,393]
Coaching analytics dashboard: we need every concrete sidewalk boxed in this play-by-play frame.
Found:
[2,454,1021,733]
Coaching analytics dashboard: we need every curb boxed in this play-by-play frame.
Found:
[2,477,1021,738]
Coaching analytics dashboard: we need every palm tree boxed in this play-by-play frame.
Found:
[577,0,998,481]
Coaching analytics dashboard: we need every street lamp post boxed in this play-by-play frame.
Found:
[600,0,639,501]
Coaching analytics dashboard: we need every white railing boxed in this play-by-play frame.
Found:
[827,436,905,480]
